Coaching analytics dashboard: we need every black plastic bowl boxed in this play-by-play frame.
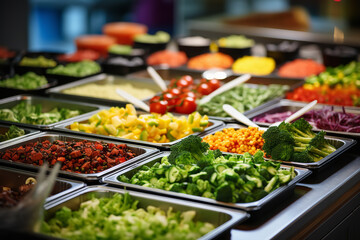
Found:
[321,46,358,67]
[176,37,211,58]
[133,41,168,56]
[266,42,300,64]
[218,46,251,61]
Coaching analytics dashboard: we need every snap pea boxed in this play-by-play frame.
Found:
[197,84,288,117]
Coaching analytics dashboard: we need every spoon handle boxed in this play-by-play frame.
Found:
[199,74,251,105]
[147,66,167,91]
[284,100,317,123]
[116,88,150,112]
[223,104,260,128]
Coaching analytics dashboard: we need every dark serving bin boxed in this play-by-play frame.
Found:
[0,166,85,204]
[102,152,310,212]
[53,110,224,149]
[14,51,61,76]
[246,99,360,138]
[0,95,103,130]
[0,124,39,146]
[0,132,158,182]
[0,75,57,99]
[201,124,357,169]
[41,185,249,240]
[47,73,160,107]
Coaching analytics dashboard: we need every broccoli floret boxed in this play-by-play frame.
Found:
[168,183,185,193]
[202,191,215,199]
[262,126,294,156]
[309,131,336,155]
[291,118,316,138]
[215,182,233,202]
[270,143,294,161]
[186,183,201,196]
[253,150,265,163]
[292,151,314,163]
[168,135,210,165]
[174,151,197,165]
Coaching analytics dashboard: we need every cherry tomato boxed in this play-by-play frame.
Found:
[180,75,194,85]
[208,79,221,91]
[176,79,190,88]
[150,100,168,114]
[197,83,212,96]
[150,96,161,104]
[169,88,181,96]
[175,97,197,114]
[169,78,177,88]
[200,78,208,83]
[163,92,174,101]
[181,91,196,99]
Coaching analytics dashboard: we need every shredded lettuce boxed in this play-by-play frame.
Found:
[41,193,215,240]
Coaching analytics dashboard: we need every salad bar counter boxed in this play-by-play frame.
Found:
[1,21,360,240]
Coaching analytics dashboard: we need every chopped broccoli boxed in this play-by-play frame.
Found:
[186,183,201,196]
[168,135,210,164]
[118,175,130,183]
[215,182,233,202]
[253,150,265,163]
[270,143,294,161]
[189,172,208,183]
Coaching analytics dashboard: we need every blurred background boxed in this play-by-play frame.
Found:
[0,0,359,52]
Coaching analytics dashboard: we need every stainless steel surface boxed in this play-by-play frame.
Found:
[0,124,39,146]
[201,124,357,169]
[43,185,249,240]
[0,165,84,204]
[0,132,158,181]
[246,99,360,137]
[53,110,224,149]
[47,73,160,107]
[0,95,103,130]
[102,152,311,211]
[231,151,360,239]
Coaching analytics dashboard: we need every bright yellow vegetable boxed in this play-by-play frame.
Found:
[70,104,210,143]
[232,56,275,75]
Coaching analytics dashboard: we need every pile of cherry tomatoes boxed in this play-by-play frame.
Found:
[149,75,221,114]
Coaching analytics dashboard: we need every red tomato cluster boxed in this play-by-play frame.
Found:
[149,75,221,114]
[57,50,100,62]
[286,86,360,106]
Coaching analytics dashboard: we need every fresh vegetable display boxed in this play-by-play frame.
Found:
[149,75,221,114]
[0,47,16,61]
[262,118,336,163]
[187,52,234,70]
[202,127,265,155]
[232,56,276,75]
[218,35,254,48]
[19,56,57,68]
[0,125,25,142]
[198,84,288,117]
[57,50,100,62]
[0,178,35,208]
[134,31,170,44]
[120,135,296,203]
[147,50,188,68]
[46,60,101,77]
[0,101,83,125]
[305,61,360,88]
[69,104,210,143]
[0,72,48,90]
[41,192,215,240]
[286,85,360,106]
[277,59,325,78]
[0,140,136,174]
[253,106,360,133]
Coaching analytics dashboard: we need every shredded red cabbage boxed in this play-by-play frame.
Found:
[253,107,360,133]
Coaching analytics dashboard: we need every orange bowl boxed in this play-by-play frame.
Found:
[75,35,116,56]
[103,22,148,45]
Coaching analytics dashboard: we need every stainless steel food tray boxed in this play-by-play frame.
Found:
[0,124,39,146]
[47,73,161,107]
[246,99,360,138]
[53,110,224,149]
[0,165,84,204]
[43,185,249,240]
[102,152,311,211]
[0,132,158,181]
[201,124,357,169]
[0,95,104,130]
